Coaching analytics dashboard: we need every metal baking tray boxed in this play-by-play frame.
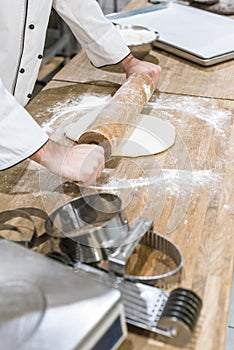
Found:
[107,2,234,66]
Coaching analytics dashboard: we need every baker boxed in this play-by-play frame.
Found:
[0,0,161,186]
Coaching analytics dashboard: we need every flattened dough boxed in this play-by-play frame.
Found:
[65,108,176,157]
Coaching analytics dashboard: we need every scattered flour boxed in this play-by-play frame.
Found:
[223,204,233,213]
[148,95,232,133]
[41,94,111,133]
[40,91,231,136]
[91,169,221,196]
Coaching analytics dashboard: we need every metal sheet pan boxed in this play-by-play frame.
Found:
[107,2,234,66]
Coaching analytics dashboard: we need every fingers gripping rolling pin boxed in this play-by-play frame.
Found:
[77,73,155,159]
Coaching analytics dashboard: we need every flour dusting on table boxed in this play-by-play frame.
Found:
[92,169,221,196]
[148,95,232,133]
[41,94,110,134]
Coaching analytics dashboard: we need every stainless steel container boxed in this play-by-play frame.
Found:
[115,24,159,59]
[45,193,128,263]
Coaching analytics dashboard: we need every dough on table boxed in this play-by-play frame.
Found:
[65,108,176,157]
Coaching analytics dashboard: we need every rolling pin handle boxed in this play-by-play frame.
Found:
[78,131,112,160]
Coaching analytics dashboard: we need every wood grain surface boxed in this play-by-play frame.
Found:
[0,1,233,349]
[1,78,233,349]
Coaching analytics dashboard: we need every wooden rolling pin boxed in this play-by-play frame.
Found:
[77,73,154,159]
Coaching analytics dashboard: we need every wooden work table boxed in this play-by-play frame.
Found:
[0,1,233,349]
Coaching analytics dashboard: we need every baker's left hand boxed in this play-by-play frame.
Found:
[120,54,161,90]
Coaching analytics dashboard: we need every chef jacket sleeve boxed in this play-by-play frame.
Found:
[0,78,49,170]
[53,0,130,67]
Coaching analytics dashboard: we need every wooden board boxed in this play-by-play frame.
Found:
[1,80,233,349]
[53,49,234,100]
[38,56,65,81]
[1,0,234,348]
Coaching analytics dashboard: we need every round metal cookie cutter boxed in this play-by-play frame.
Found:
[103,230,183,287]
[125,231,183,286]
[45,193,183,286]
[45,193,129,263]
[0,209,37,248]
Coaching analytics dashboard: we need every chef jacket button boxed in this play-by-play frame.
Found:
[29,24,35,30]
[38,54,43,59]
[27,93,32,99]
[20,68,25,73]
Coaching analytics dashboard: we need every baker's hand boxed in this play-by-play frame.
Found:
[120,54,161,90]
[30,139,105,186]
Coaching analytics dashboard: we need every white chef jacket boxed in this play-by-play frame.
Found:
[0,0,130,170]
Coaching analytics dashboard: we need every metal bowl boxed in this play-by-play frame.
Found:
[115,24,159,59]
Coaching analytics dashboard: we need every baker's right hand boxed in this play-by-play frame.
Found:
[120,54,161,91]
[30,139,105,186]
